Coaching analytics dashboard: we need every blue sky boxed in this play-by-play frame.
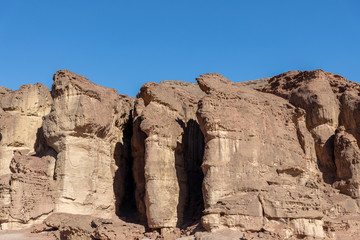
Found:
[0,0,359,97]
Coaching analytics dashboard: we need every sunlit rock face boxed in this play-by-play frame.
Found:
[196,73,322,234]
[2,69,360,239]
[132,80,205,229]
[0,83,52,176]
[0,151,56,230]
[0,83,53,229]
[42,70,133,218]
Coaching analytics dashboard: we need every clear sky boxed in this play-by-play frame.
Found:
[0,0,359,97]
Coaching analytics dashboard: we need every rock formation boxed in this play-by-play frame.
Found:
[0,83,52,175]
[0,83,53,229]
[133,80,205,229]
[42,70,133,218]
[1,69,360,239]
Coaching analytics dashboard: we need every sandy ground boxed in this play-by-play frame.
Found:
[0,228,56,240]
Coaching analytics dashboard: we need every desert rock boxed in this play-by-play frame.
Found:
[196,73,322,236]
[42,70,133,218]
[133,80,205,229]
[2,69,360,239]
[0,83,52,176]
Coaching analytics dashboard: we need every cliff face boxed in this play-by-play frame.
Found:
[1,69,360,239]
[42,70,133,218]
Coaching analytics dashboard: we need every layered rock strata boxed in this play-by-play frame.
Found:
[1,69,360,239]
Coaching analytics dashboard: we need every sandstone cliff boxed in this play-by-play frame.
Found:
[1,69,360,239]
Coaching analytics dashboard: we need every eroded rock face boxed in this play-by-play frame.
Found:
[262,70,360,199]
[2,69,360,239]
[0,151,55,230]
[43,213,145,240]
[196,73,323,236]
[334,127,360,198]
[0,83,52,175]
[42,70,133,218]
[0,84,54,230]
[133,80,205,229]
[263,70,340,173]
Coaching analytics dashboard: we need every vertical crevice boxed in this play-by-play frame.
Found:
[131,114,147,223]
[182,119,205,223]
[113,113,139,223]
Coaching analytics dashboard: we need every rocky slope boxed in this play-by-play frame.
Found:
[1,69,360,239]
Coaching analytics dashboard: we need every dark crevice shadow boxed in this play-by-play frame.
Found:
[176,119,205,228]
[32,126,58,174]
[183,119,205,222]
[131,115,147,223]
[174,141,187,228]
[34,127,57,157]
[113,112,142,225]
[318,134,337,184]
[293,110,337,186]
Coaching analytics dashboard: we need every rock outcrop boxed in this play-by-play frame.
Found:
[0,83,53,229]
[196,73,324,237]
[132,80,205,229]
[42,70,133,218]
[0,151,55,230]
[2,69,360,239]
[0,83,52,175]
[263,70,340,172]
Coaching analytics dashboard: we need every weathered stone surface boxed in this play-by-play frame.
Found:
[0,151,55,230]
[202,192,263,232]
[0,83,54,230]
[260,185,324,219]
[91,217,145,240]
[195,229,244,240]
[0,86,12,99]
[42,70,133,218]
[133,80,204,229]
[0,175,11,224]
[263,69,360,201]
[263,70,340,129]
[334,127,360,198]
[44,213,146,240]
[0,83,52,176]
[196,73,317,203]
[290,218,325,239]
[237,76,271,91]
[44,213,93,240]
[196,73,325,235]
[2,69,360,239]
[263,70,340,175]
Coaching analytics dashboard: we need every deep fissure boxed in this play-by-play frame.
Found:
[182,119,205,223]
[114,113,139,222]
[114,115,205,228]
